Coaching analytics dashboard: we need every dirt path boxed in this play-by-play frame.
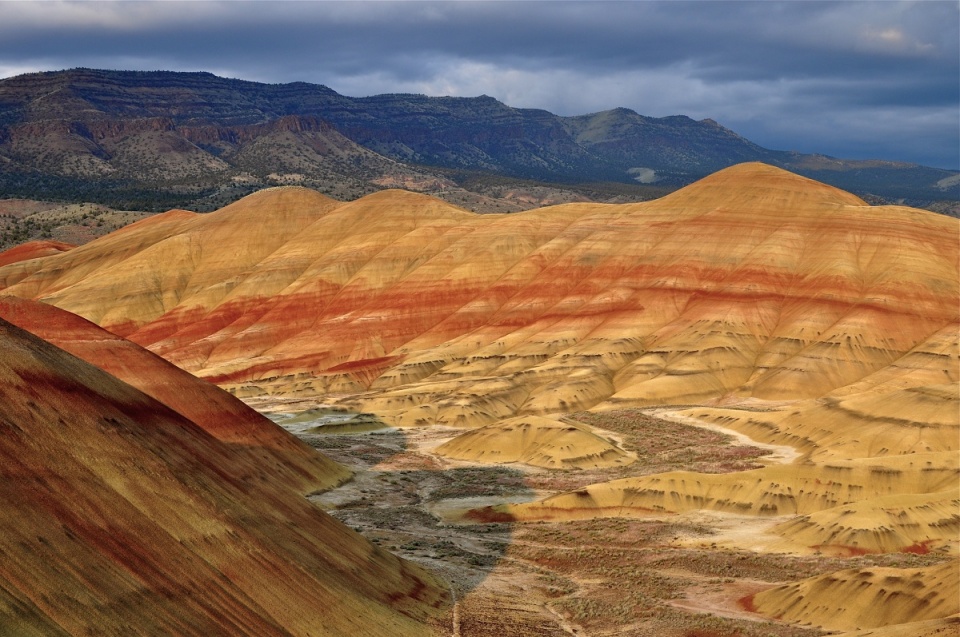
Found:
[545,604,584,635]
[450,585,460,637]
[647,407,802,465]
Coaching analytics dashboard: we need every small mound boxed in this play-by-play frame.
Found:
[831,382,960,429]
[675,379,960,462]
[106,208,197,237]
[748,561,959,631]
[434,415,634,469]
[832,616,960,637]
[306,413,389,434]
[656,161,868,212]
[772,488,960,555]
[0,240,75,267]
[206,185,341,223]
[487,452,958,521]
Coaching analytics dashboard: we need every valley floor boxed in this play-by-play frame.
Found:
[259,404,949,637]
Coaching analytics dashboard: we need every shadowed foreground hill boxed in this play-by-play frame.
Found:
[0,295,348,493]
[0,311,447,635]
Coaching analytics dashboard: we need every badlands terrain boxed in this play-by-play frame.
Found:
[0,297,447,636]
[0,162,956,635]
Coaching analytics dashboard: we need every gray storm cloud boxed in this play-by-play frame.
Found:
[0,0,956,168]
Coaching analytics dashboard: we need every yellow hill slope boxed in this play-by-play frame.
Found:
[832,616,960,637]
[747,561,959,631]
[434,415,635,469]
[0,164,952,432]
[769,488,959,556]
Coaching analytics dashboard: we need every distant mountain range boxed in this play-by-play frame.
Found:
[0,68,956,212]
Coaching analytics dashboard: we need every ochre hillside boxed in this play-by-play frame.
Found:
[1,163,956,633]
[0,239,74,267]
[749,561,958,632]
[0,312,446,635]
[1,164,954,426]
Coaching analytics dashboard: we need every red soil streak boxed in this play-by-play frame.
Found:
[807,540,936,557]
[901,540,933,555]
[203,350,339,384]
[737,593,758,613]
[327,355,403,372]
[463,507,517,524]
[124,305,212,348]
[0,240,75,266]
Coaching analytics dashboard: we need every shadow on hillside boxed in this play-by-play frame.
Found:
[267,410,533,606]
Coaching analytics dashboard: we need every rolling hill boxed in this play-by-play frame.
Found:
[0,302,448,636]
[2,163,952,419]
[1,161,956,634]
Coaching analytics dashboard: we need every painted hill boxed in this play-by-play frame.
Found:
[0,312,447,635]
[769,487,960,556]
[0,239,74,266]
[1,161,956,633]
[832,617,960,637]
[748,561,959,631]
[0,295,348,493]
[434,415,635,470]
[2,163,952,425]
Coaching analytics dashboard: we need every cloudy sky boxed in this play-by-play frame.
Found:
[0,1,957,169]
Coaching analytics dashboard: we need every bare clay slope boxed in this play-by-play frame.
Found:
[749,561,959,631]
[0,240,75,267]
[0,163,956,476]
[1,162,957,633]
[0,295,349,493]
[1,163,953,428]
[0,315,446,636]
